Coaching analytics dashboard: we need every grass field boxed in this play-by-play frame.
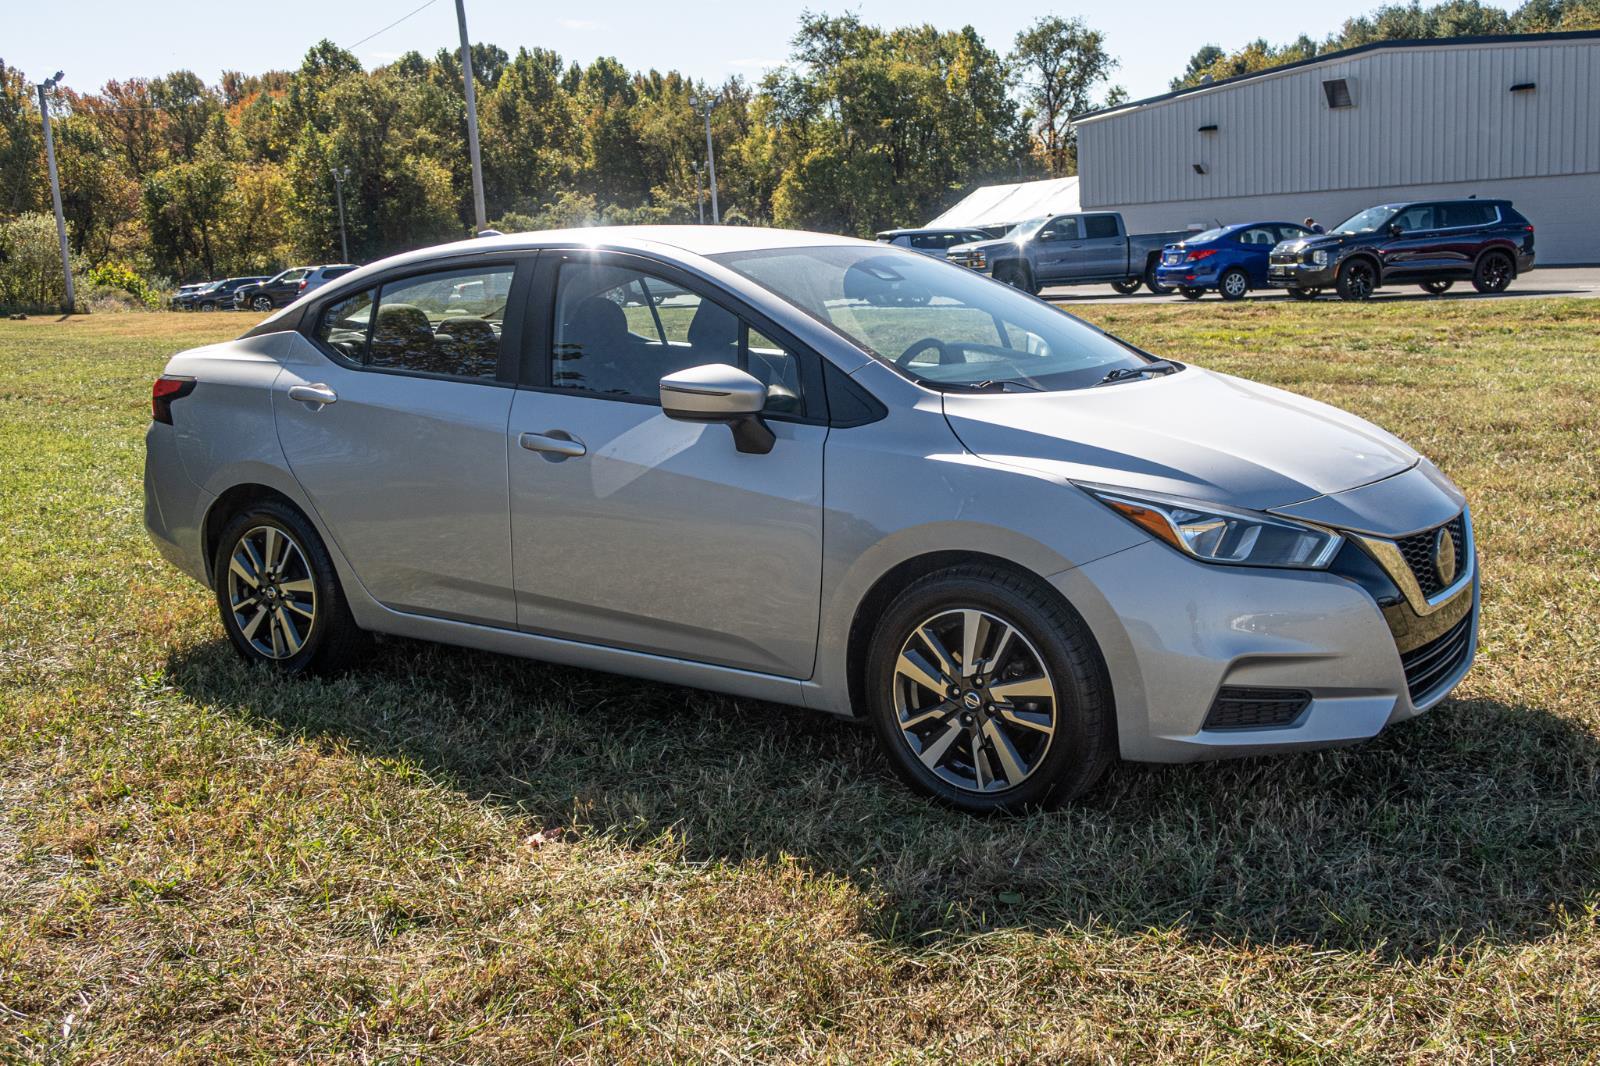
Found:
[2,301,1598,1062]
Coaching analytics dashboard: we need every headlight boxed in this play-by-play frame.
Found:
[972,251,986,268]
[1305,249,1329,266]
[1085,487,1342,569]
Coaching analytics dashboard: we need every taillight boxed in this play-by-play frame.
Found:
[298,279,309,291]
[152,375,195,424]
[1186,249,1218,262]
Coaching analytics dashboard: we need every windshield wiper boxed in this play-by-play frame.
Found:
[1095,360,1183,386]
[928,378,1041,393]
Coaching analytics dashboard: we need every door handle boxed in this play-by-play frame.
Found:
[519,430,586,460]
[287,383,338,406]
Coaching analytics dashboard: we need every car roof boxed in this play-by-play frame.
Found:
[875,227,987,237]
[358,226,879,278]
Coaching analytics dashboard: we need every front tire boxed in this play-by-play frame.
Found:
[1336,259,1378,301]
[1420,279,1454,295]
[1218,268,1249,301]
[1472,251,1513,294]
[1179,287,1205,300]
[1287,286,1321,301]
[251,295,273,312]
[865,564,1114,813]
[1110,277,1142,295]
[213,499,367,674]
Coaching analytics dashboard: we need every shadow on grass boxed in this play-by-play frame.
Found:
[168,636,1600,960]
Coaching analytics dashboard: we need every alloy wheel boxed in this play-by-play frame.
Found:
[1221,270,1248,299]
[226,525,317,659]
[891,608,1057,794]
[1479,255,1511,291]
[252,296,273,312]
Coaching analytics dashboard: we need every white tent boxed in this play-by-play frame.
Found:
[926,177,1081,230]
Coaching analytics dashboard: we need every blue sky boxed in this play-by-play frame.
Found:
[7,0,1363,104]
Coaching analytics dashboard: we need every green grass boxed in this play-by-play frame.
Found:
[2,301,1598,1061]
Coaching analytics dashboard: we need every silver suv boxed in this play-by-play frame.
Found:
[144,227,1477,811]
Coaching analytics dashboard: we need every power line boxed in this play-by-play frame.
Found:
[348,0,441,50]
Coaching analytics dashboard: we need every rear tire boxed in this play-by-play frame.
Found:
[865,564,1114,813]
[1110,278,1142,294]
[1179,287,1205,300]
[1336,259,1378,301]
[1420,279,1454,295]
[1472,251,1513,294]
[251,295,273,312]
[1218,268,1249,301]
[212,499,368,675]
[1143,258,1173,295]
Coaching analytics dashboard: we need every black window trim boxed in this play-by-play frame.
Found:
[301,252,538,389]
[524,248,833,427]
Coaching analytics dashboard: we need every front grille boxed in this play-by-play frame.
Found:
[1203,686,1312,730]
[1270,251,1300,264]
[1400,612,1473,703]
[1394,513,1467,597]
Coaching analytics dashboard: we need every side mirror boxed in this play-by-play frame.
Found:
[1037,230,1056,242]
[659,363,775,454]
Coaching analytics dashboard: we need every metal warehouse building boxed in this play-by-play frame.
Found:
[1073,30,1600,264]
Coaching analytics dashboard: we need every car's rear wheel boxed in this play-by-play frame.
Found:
[1179,287,1205,300]
[1287,286,1321,300]
[1110,278,1142,294]
[213,499,367,674]
[1336,259,1377,301]
[1218,268,1250,301]
[1143,258,1173,295]
[200,302,216,312]
[1420,279,1454,295]
[251,295,273,312]
[1472,251,1514,294]
[865,564,1114,812]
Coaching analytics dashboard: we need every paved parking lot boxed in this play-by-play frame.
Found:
[1044,265,1600,305]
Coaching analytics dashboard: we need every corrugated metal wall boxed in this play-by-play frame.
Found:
[1078,39,1600,208]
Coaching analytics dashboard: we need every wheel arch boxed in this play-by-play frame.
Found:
[1340,250,1384,285]
[841,549,1113,724]
[1474,242,1519,275]
[201,483,309,586]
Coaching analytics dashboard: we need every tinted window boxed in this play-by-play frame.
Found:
[551,259,809,414]
[356,266,511,379]
[910,234,947,249]
[1040,217,1078,241]
[324,266,357,280]
[1083,215,1119,240]
[315,288,375,363]
[1442,202,1496,228]
[1236,226,1278,246]
[1274,224,1311,242]
[1392,204,1438,231]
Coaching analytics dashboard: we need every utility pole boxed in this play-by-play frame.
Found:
[692,160,704,225]
[689,94,719,223]
[454,0,487,233]
[330,166,351,262]
[36,73,74,313]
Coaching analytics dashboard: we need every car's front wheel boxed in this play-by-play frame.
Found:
[213,499,366,674]
[251,295,274,312]
[865,565,1114,812]
[1110,277,1142,294]
[1420,279,1454,295]
[1179,286,1205,300]
[1336,259,1378,301]
[1287,286,1321,300]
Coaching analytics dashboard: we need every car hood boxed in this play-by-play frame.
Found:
[941,366,1418,511]
[950,238,1020,256]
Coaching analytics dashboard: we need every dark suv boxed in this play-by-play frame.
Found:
[1267,199,1535,301]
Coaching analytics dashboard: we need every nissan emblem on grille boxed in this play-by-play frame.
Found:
[1434,526,1458,586]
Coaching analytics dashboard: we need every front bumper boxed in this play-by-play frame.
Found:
[1052,511,1477,763]
[1267,261,1338,288]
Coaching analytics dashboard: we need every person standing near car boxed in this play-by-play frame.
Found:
[1304,217,1326,234]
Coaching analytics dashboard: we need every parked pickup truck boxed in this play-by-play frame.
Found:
[947,212,1189,295]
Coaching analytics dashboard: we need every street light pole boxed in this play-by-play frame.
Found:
[330,166,351,262]
[454,0,487,234]
[689,94,719,223]
[36,73,75,313]
[692,160,704,225]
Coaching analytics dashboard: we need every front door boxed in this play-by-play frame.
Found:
[1034,216,1080,282]
[275,260,525,626]
[507,252,826,678]
[1380,203,1445,278]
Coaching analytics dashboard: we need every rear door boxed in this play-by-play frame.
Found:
[1436,201,1500,274]
[505,250,827,677]
[274,256,531,626]
[1075,214,1129,278]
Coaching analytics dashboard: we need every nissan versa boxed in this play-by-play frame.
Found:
[143,227,1478,812]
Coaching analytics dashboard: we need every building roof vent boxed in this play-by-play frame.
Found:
[1322,78,1354,109]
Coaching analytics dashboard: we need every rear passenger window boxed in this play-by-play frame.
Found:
[1083,215,1119,240]
[369,266,513,379]
[1443,202,1496,228]
[1237,226,1277,246]
[315,289,375,362]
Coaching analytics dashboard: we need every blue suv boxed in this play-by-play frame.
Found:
[1155,222,1314,300]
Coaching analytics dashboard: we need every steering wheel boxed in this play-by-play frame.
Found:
[895,336,964,368]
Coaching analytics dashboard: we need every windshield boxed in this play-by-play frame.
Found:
[709,245,1151,392]
[1333,206,1397,235]
[1002,217,1048,239]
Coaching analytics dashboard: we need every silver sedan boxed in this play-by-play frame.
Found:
[143,226,1477,812]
